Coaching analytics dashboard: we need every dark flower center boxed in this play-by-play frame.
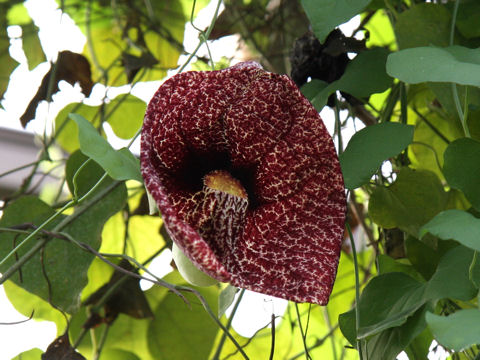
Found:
[178,150,259,209]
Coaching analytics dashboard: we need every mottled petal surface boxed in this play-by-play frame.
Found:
[141,62,346,304]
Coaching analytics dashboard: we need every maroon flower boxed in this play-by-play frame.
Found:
[141,62,346,304]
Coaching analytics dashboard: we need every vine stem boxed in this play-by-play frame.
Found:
[450,0,470,138]
[0,237,49,285]
[177,0,222,74]
[269,313,276,360]
[323,307,338,360]
[334,99,343,152]
[176,285,250,360]
[0,161,40,179]
[295,303,312,360]
[93,323,110,360]
[288,324,339,360]
[346,223,364,360]
[212,288,246,360]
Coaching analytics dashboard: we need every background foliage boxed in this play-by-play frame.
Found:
[1,0,480,359]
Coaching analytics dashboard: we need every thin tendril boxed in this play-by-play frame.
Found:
[346,223,364,360]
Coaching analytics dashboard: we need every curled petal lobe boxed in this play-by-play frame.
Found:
[141,62,346,304]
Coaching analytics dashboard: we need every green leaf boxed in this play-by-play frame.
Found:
[340,122,414,189]
[0,197,63,307]
[0,190,124,313]
[147,288,219,360]
[218,285,238,317]
[405,236,440,280]
[472,254,480,288]
[126,215,165,264]
[366,306,427,360]
[172,242,218,287]
[428,82,480,124]
[309,48,393,110]
[100,349,141,360]
[338,309,356,347]
[405,328,434,360]
[0,28,18,101]
[71,113,143,183]
[300,0,372,43]
[410,108,460,179]
[387,46,480,87]
[421,210,480,252]
[394,3,451,49]
[377,254,424,282]
[333,48,393,98]
[65,150,106,198]
[7,3,31,25]
[301,79,328,111]
[106,95,146,139]
[21,23,46,70]
[456,1,480,39]
[12,348,44,360]
[102,316,154,359]
[81,211,164,301]
[425,245,478,301]
[343,248,475,356]
[62,0,187,85]
[3,280,66,329]
[368,168,448,236]
[55,103,101,153]
[443,138,480,210]
[357,272,425,339]
[144,1,186,74]
[70,272,175,360]
[426,309,480,351]
[0,156,126,313]
[363,7,396,48]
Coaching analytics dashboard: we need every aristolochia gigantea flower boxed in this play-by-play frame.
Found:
[141,62,346,304]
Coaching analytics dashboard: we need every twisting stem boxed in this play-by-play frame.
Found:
[73,325,89,349]
[176,285,250,360]
[177,0,222,73]
[93,324,110,360]
[334,99,343,152]
[0,161,40,179]
[346,223,364,360]
[449,0,459,46]
[88,245,168,314]
[212,288,246,360]
[0,310,34,325]
[288,324,339,360]
[450,0,470,138]
[190,0,215,70]
[269,313,276,360]
[323,306,338,360]
[295,303,312,360]
[412,107,450,145]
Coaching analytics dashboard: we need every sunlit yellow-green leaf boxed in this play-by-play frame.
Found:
[4,280,65,332]
[106,95,146,139]
[0,28,18,101]
[55,102,102,153]
[364,8,396,49]
[22,23,46,70]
